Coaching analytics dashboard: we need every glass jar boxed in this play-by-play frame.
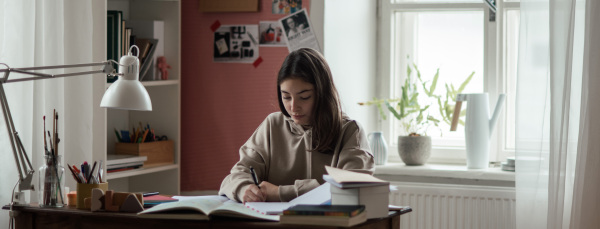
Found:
[38,154,65,207]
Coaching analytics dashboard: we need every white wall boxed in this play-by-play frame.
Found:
[322,0,378,133]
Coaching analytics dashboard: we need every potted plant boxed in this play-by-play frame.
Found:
[360,61,474,165]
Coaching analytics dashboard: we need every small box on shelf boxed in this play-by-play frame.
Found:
[115,140,174,168]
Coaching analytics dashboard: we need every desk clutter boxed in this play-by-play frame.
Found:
[39,110,65,208]
[111,123,174,170]
[67,160,104,184]
[115,122,166,143]
[80,187,145,213]
[135,166,411,227]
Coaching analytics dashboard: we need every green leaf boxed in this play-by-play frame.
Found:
[399,100,406,117]
[428,68,439,96]
[457,71,475,93]
[375,102,387,120]
[385,101,402,120]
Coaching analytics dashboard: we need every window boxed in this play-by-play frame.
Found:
[377,0,520,164]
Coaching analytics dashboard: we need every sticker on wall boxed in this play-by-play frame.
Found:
[271,0,303,15]
[213,25,259,63]
[279,9,321,53]
[259,21,286,47]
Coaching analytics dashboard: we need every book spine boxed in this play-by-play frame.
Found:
[282,210,360,217]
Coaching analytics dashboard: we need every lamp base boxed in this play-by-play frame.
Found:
[13,191,26,205]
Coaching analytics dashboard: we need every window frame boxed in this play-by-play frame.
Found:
[376,0,520,164]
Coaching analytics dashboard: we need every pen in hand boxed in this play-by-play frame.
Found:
[250,166,260,188]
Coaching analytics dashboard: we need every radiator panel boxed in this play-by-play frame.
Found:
[390,182,516,229]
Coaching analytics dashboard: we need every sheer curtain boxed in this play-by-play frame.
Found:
[0,0,104,227]
[516,0,600,228]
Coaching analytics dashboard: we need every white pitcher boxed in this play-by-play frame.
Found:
[450,93,505,169]
[368,132,388,165]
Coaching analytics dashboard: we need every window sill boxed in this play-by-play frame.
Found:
[374,162,515,187]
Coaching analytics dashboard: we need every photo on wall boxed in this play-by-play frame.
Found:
[271,0,303,15]
[259,21,286,47]
[213,25,259,63]
[278,9,321,53]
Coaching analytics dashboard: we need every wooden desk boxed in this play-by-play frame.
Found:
[4,204,404,229]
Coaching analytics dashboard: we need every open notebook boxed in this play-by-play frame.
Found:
[137,195,280,221]
[244,182,331,215]
[137,183,330,220]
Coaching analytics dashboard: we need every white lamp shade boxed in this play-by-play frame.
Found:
[100,79,152,111]
[100,52,152,111]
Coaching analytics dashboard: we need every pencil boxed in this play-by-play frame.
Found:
[87,161,97,184]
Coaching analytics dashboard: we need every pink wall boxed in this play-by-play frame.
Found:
[181,0,310,191]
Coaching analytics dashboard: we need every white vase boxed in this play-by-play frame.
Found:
[368,132,388,165]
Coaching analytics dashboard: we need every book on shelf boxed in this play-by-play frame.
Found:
[106,10,122,83]
[137,195,279,221]
[244,181,331,215]
[280,210,367,227]
[106,154,147,173]
[107,154,147,165]
[121,20,126,58]
[107,161,144,170]
[107,166,142,173]
[127,20,164,81]
[138,39,158,81]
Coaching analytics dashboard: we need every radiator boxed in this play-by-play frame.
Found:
[390,182,516,229]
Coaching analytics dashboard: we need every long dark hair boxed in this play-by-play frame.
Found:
[277,48,343,153]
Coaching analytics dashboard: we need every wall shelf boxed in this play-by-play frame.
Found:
[107,164,179,180]
[104,0,181,195]
[106,79,179,89]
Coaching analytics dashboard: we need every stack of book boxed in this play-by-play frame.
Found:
[280,205,367,227]
[324,166,391,219]
[106,154,147,173]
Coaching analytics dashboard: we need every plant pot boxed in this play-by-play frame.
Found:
[397,136,431,165]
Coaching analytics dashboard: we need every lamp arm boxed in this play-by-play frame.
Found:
[1,61,116,84]
[0,60,117,192]
[0,83,34,191]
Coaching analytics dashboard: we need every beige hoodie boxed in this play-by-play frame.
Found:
[218,112,374,202]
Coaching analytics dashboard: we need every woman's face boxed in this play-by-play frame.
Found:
[286,18,296,29]
[280,78,315,126]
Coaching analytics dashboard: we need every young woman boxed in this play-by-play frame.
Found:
[218,48,374,203]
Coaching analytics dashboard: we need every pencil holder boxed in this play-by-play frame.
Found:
[38,154,65,208]
[76,182,108,209]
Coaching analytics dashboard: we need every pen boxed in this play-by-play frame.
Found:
[98,160,103,183]
[66,163,81,183]
[249,166,259,188]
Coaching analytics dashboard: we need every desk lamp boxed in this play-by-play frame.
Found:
[0,45,151,205]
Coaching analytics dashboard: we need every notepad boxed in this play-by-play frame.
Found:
[244,182,331,215]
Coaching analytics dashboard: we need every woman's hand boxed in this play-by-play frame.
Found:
[259,181,281,202]
[242,184,267,203]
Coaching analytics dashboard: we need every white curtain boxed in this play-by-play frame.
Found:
[516,0,600,228]
[0,0,104,227]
